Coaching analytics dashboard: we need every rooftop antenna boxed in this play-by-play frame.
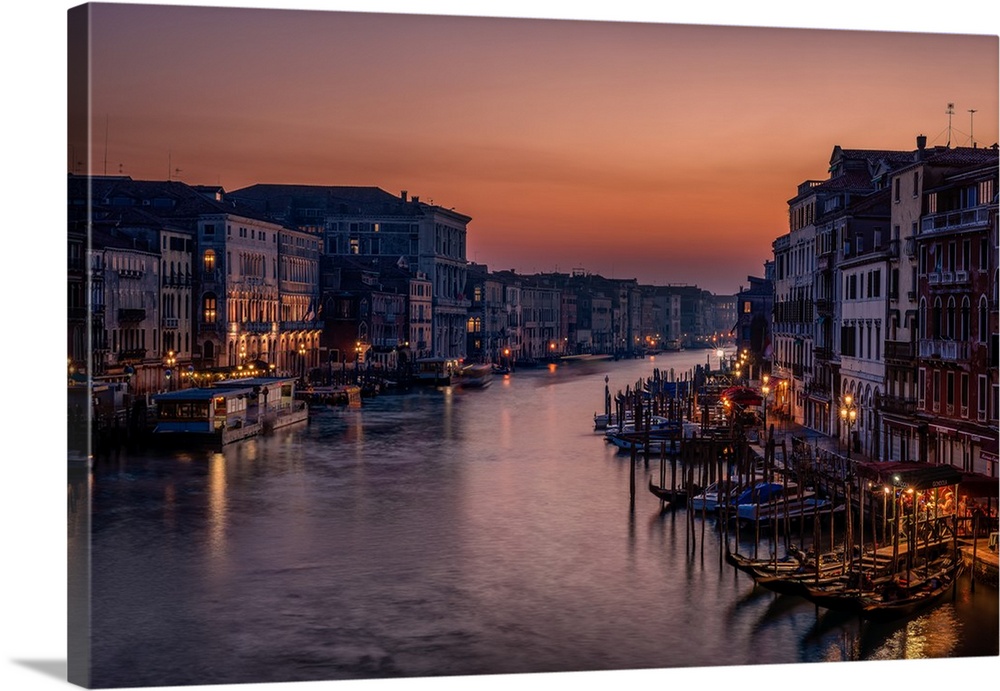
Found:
[946,103,955,147]
[968,109,977,147]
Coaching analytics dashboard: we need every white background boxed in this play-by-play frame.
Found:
[3,1,998,690]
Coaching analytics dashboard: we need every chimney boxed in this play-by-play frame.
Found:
[401,190,408,202]
[916,134,927,150]
[412,196,420,204]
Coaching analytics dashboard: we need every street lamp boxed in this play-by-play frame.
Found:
[164,350,176,391]
[840,393,857,459]
[298,342,307,381]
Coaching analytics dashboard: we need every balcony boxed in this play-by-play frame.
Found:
[243,321,275,334]
[805,380,830,397]
[884,340,914,361]
[879,395,917,417]
[118,308,146,322]
[117,268,145,279]
[888,239,900,257]
[281,320,325,332]
[162,317,179,329]
[815,298,833,314]
[904,237,916,257]
[918,339,971,361]
[814,346,833,361]
[928,273,941,285]
[920,206,991,235]
[117,348,147,363]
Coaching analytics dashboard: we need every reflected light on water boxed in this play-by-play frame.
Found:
[207,453,228,558]
[866,607,961,660]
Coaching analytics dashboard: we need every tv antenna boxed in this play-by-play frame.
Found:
[968,109,977,147]
[946,103,955,147]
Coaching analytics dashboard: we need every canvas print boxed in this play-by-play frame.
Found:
[66,2,999,689]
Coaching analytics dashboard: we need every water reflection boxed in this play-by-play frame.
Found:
[207,453,228,559]
[83,353,999,688]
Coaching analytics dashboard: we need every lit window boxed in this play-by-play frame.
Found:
[203,249,216,273]
[203,294,217,324]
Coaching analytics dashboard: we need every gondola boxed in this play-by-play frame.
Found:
[647,477,693,507]
[801,555,961,620]
[858,559,963,621]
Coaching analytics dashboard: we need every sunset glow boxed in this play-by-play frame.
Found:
[70,2,998,293]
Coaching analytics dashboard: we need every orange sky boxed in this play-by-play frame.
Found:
[71,2,999,294]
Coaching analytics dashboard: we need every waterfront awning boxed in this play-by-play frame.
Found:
[960,472,999,498]
[719,386,763,406]
[855,461,963,490]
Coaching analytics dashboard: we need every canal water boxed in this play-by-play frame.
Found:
[73,351,999,688]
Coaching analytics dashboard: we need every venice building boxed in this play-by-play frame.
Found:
[228,185,472,360]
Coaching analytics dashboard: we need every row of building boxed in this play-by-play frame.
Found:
[68,177,737,396]
[735,137,998,478]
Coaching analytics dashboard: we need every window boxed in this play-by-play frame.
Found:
[980,296,989,343]
[203,249,216,273]
[203,224,215,236]
[946,371,954,412]
[932,370,940,412]
[841,324,856,357]
[982,237,990,270]
[961,373,969,418]
[962,239,971,271]
[893,177,901,202]
[743,301,751,313]
[202,294,217,324]
[918,368,926,409]
[912,172,920,197]
[979,375,988,421]
[980,179,996,205]
[960,296,971,341]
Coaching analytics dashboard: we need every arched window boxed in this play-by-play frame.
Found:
[932,297,943,339]
[203,249,216,273]
[946,296,956,340]
[960,296,971,341]
[980,296,990,343]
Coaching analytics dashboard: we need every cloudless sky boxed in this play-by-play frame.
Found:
[71,2,998,294]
